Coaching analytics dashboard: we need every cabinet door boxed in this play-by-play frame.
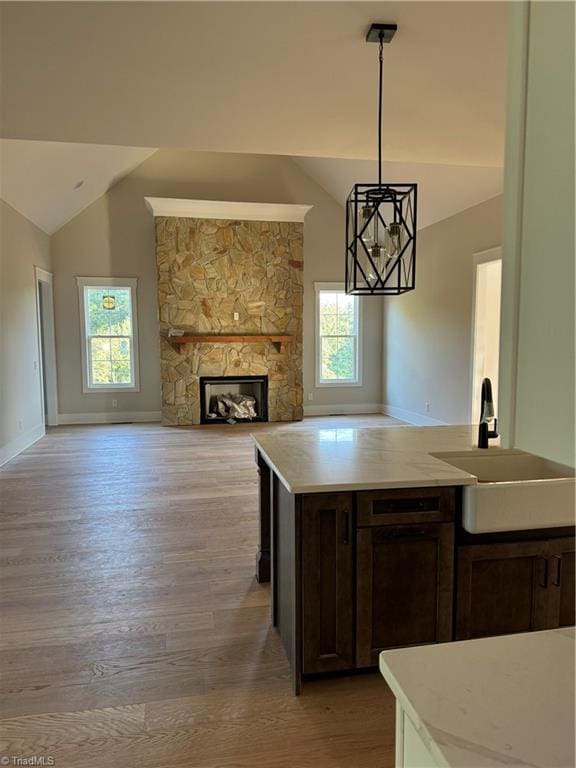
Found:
[456,541,549,640]
[356,523,454,668]
[301,494,355,674]
[547,537,575,628]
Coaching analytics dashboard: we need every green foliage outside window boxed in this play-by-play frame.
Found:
[86,287,133,385]
[319,292,357,381]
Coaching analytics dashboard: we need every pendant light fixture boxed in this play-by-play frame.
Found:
[346,24,417,295]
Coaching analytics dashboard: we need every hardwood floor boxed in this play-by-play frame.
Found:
[0,417,399,768]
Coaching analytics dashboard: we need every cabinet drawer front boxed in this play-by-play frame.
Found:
[357,488,455,527]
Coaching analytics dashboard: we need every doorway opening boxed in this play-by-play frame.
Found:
[35,267,59,426]
[471,248,502,425]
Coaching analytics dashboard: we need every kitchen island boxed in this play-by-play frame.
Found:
[252,425,575,693]
[380,627,575,768]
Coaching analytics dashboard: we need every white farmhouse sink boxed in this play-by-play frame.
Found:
[431,449,575,533]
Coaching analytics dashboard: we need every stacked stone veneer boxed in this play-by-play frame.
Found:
[155,216,304,425]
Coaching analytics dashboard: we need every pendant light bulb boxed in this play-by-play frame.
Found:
[386,222,403,258]
[367,243,389,284]
[360,204,375,245]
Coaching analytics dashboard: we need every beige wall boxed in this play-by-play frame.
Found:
[0,200,52,462]
[382,196,502,425]
[500,1,575,466]
[51,150,383,419]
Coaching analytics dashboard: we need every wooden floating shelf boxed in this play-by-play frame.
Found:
[166,334,296,354]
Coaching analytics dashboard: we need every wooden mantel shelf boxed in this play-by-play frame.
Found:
[165,334,295,353]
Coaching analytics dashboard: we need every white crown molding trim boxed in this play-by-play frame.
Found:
[0,424,45,468]
[58,411,161,425]
[381,404,448,427]
[304,403,384,417]
[144,197,313,223]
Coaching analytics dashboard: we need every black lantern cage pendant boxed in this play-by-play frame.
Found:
[346,24,417,296]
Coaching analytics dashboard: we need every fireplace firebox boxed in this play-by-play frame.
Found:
[199,375,268,424]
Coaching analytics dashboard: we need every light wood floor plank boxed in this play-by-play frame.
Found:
[0,416,399,766]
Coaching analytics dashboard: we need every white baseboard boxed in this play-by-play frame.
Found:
[381,404,447,427]
[0,423,45,468]
[58,411,162,425]
[304,403,384,417]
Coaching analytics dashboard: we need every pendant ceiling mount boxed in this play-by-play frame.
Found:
[345,23,417,296]
[365,23,397,44]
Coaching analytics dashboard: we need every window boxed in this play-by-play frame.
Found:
[315,282,361,386]
[77,277,139,392]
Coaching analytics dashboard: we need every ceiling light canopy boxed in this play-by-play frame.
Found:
[346,24,417,296]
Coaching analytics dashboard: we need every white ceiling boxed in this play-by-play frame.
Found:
[294,157,503,230]
[0,2,506,235]
[1,2,507,166]
[0,141,156,234]
[0,141,503,235]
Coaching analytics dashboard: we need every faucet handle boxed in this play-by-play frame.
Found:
[489,417,499,438]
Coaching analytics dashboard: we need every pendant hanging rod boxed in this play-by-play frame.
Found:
[378,35,383,186]
[365,23,396,186]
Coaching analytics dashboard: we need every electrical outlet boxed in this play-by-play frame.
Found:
[308,393,314,401]
[425,402,431,414]
[233,312,240,321]
[112,399,118,409]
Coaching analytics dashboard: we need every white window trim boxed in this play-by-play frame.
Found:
[77,277,140,393]
[315,281,363,387]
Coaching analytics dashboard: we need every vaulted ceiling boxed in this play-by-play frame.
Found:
[295,157,503,228]
[0,1,507,235]
[0,141,156,234]
[1,1,507,165]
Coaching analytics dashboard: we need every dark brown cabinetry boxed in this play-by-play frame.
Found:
[546,537,575,629]
[255,449,575,693]
[357,487,456,527]
[255,450,272,583]
[301,488,457,674]
[356,522,454,667]
[455,536,576,640]
[301,494,355,674]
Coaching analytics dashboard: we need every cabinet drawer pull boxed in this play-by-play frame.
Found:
[552,555,562,587]
[384,528,427,539]
[538,556,548,588]
[371,499,438,513]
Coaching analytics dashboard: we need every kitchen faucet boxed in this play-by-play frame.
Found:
[478,377,499,449]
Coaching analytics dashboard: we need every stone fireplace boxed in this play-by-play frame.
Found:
[146,198,310,426]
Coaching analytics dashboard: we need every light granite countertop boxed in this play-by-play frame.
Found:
[252,424,494,493]
[379,627,576,768]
